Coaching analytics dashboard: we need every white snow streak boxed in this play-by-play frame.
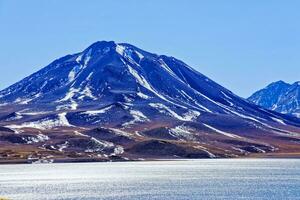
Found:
[83,105,113,116]
[149,103,200,121]
[203,123,242,139]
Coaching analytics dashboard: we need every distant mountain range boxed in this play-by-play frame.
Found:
[248,81,300,117]
[0,41,300,163]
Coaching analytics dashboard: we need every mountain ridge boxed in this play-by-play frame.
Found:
[248,80,300,117]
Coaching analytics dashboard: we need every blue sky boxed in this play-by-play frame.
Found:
[0,0,299,97]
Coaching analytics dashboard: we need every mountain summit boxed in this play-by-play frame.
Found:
[248,81,300,117]
[0,41,300,163]
[0,40,238,114]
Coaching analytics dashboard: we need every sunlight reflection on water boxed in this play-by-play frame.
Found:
[0,159,300,200]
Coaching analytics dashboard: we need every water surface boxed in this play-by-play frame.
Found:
[0,159,300,200]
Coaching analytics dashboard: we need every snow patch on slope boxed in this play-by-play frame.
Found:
[127,64,170,102]
[116,44,126,56]
[149,103,200,121]
[25,134,49,144]
[170,125,196,141]
[6,113,72,130]
[137,92,150,99]
[68,65,81,82]
[123,110,149,126]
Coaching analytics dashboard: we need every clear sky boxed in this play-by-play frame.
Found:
[0,0,299,97]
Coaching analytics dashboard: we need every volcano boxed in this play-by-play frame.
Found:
[0,41,300,163]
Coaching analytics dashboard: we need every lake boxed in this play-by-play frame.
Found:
[0,159,300,200]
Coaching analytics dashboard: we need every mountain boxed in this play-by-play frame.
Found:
[248,81,300,117]
[0,41,300,163]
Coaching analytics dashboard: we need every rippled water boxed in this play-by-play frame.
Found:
[0,159,300,200]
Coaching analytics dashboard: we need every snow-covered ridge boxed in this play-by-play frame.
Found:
[248,80,300,117]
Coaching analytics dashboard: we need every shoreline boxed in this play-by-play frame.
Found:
[1,153,300,165]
